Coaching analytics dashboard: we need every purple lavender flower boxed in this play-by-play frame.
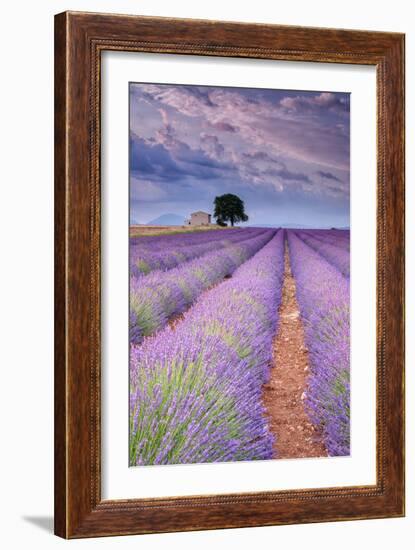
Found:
[129,231,285,465]
[130,229,276,343]
[287,230,350,456]
[296,230,350,278]
[130,227,271,277]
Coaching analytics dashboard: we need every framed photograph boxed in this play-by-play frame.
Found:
[54,11,405,538]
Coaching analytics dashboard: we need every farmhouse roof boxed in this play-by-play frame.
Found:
[191,210,210,215]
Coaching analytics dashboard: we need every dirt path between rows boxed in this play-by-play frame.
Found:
[263,242,327,459]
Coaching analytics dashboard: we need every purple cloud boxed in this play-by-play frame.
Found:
[316,170,343,183]
[280,92,349,115]
[200,133,225,161]
[209,121,239,133]
[129,82,350,227]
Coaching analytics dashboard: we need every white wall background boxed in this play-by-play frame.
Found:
[0,1,412,548]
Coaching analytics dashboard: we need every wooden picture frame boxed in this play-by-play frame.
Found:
[54,11,405,538]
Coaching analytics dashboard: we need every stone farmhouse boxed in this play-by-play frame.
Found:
[186,211,212,226]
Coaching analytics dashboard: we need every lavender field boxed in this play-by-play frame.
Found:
[129,227,350,466]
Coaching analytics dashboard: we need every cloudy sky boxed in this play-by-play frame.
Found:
[129,83,350,228]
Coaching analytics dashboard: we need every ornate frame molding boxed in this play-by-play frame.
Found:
[55,11,405,538]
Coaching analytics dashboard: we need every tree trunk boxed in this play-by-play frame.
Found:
[230,216,234,226]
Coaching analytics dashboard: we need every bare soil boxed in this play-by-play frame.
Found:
[263,244,327,459]
[167,312,185,331]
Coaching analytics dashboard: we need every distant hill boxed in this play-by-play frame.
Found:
[146,213,185,226]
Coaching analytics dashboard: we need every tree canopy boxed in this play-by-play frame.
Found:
[213,194,249,227]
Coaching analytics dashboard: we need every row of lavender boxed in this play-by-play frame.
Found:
[130,229,276,344]
[296,230,350,278]
[130,227,267,277]
[288,230,350,455]
[130,231,285,465]
[303,229,350,250]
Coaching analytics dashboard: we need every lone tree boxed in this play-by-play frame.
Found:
[213,194,248,227]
